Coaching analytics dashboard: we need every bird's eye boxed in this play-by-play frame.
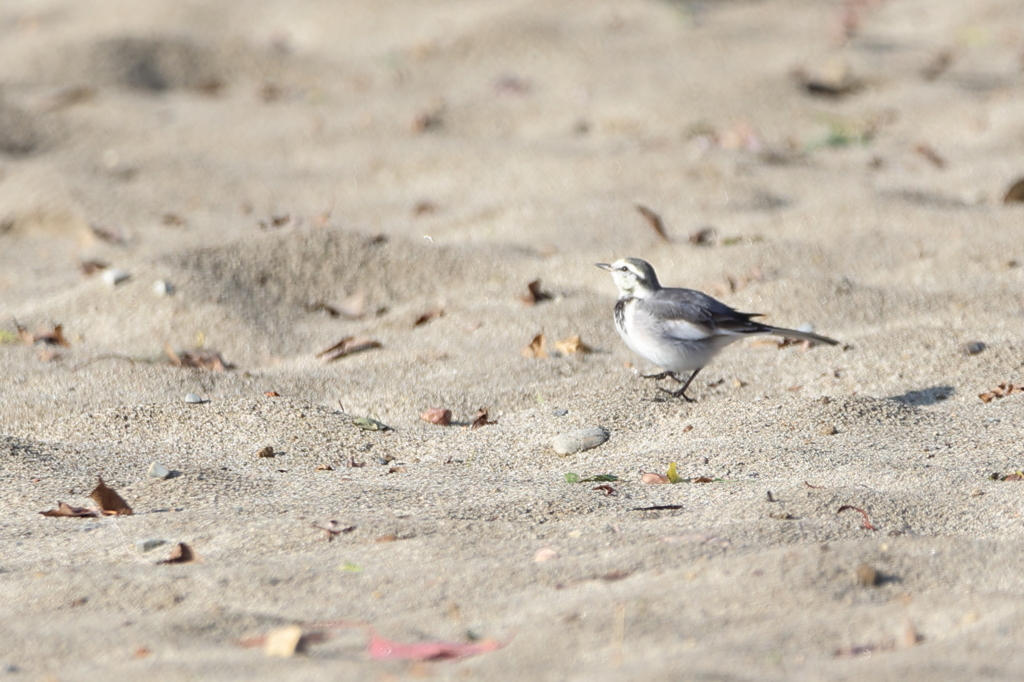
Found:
[619,266,628,272]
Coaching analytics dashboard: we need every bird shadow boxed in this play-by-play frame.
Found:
[891,385,954,406]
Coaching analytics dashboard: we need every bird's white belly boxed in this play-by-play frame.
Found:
[617,301,737,373]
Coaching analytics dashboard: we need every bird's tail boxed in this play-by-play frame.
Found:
[762,325,839,346]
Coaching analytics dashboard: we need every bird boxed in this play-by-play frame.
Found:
[596,257,839,401]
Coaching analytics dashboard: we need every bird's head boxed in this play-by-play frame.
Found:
[596,258,661,298]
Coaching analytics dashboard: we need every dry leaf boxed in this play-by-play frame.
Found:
[161,212,187,227]
[158,542,200,564]
[688,226,717,246]
[413,308,444,327]
[521,333,548,359]
[1003,178,1024,204]
[39,502,98,518]
[413,200,438,216]
[914,143,946,169]
[17,323,70,347]
[264,391,281,397]
[411,102,445,133]
[165,345,233,371]
[367,629,509,661]
[90,224,125,244]
[641,472,670,485]
[635,204,669,241]
[314,463,333,471]
[80,259,109,275]
[837,505,877,531]
[471,407,495,430]
[256,446,275,458]
[420,407,452,426]
[388,466,407,474]
[264,625,304,657]
[90,477,133,516]
[519,279,552,306]
[313,521,355,541]
[553,335,592,355]
[316,336,381,362]
[979,383,1024,403]
[375,534,398,543]
[258,214,294,230]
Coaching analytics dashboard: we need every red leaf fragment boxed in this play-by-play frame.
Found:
[90,477,133,516]
[264,391,281,397]
[593,484,617,496]
[420,407,452,426]
[635,204,669,241]
[837,505,877,531]
[641,472,670,485]
[366,629,509,661]
[39,501,98,518]
[316,336,381,362]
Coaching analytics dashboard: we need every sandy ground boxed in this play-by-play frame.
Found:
[2,0,1024,679]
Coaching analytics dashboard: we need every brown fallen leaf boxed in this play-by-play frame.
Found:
[522,333,548,359]
[471,407,495,430]
[90,224,125,244]
[39,501,99,518]
[420,407,452,426]
[691,476,715,484]
[17,323,70,347]
[161,212,187,227]
[688,226,717,246]
[316,336,382,362]
[314,463,333,471]
[80,259,109,276]
[256,446,275,458]
[554,335,592,355]
[635,204,669,241]
[387,466,407,474]
[593,484,617,496]
[411,101,445,133]
[366,629,510,661]
[413,308,444,327]
[258,214,294,230]
[264,391,281,397]
[91,477,133,516]
[413,200,438,216]
[165,344,233,372]
[519,279,552,306]
[158,542,200,564]
[375,534,398,543]
[1003,178,1024,204]
[641,472,670,485]
[979,382,1024,403]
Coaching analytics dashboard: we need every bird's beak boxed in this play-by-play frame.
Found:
[595,263,612,270]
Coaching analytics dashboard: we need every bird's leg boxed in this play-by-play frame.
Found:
[658,368,701,402]
[642,371,678,382]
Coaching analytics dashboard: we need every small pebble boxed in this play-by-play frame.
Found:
[136,538,167,553]
[552,408,568,417]
[551,427,609,456]
[962,341,986,356]
[152,279,174,296]
[101,268,130,286]
[184,393,204,404]
[256,446,275,458]
[819,424,838,436]
[147,462,171,479]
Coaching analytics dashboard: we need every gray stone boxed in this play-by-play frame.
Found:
[184,393,204,404]
[136,539,167,553]
[551,427,609,455]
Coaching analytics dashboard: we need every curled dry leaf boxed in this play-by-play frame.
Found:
[165,344,233,371]
[39,501,99,518]
[979,383,1023,403]
[470,407,496,430]
[316,336,381,362]
[635,204,669,241]
[521,333,548,359]
[420,407,452,426]
[837,504,877,531]
[264,391,281,397]
[554,335,592,355]
[641,472,670,485]
[519,279,552,306]
[367,629,509,661]
[158,542,200,564]
[17,323,70,347]
[91,477,132,516]
[413,308,444,327]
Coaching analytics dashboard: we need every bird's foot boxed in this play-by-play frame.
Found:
[658,385,697,402]
[642,371,679,382]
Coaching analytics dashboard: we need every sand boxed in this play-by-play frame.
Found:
[2,0,1024,679]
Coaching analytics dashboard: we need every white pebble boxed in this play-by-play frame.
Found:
[101,268,130,286]
[152,279,174,296]
[551,427,609,456]
[136,539,167,553]
[184,393,204,404]
[147,462,171,479]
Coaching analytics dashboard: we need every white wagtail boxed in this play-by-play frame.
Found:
[597,257,839,401]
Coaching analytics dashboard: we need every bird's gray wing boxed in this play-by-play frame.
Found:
[642,288,763,340]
